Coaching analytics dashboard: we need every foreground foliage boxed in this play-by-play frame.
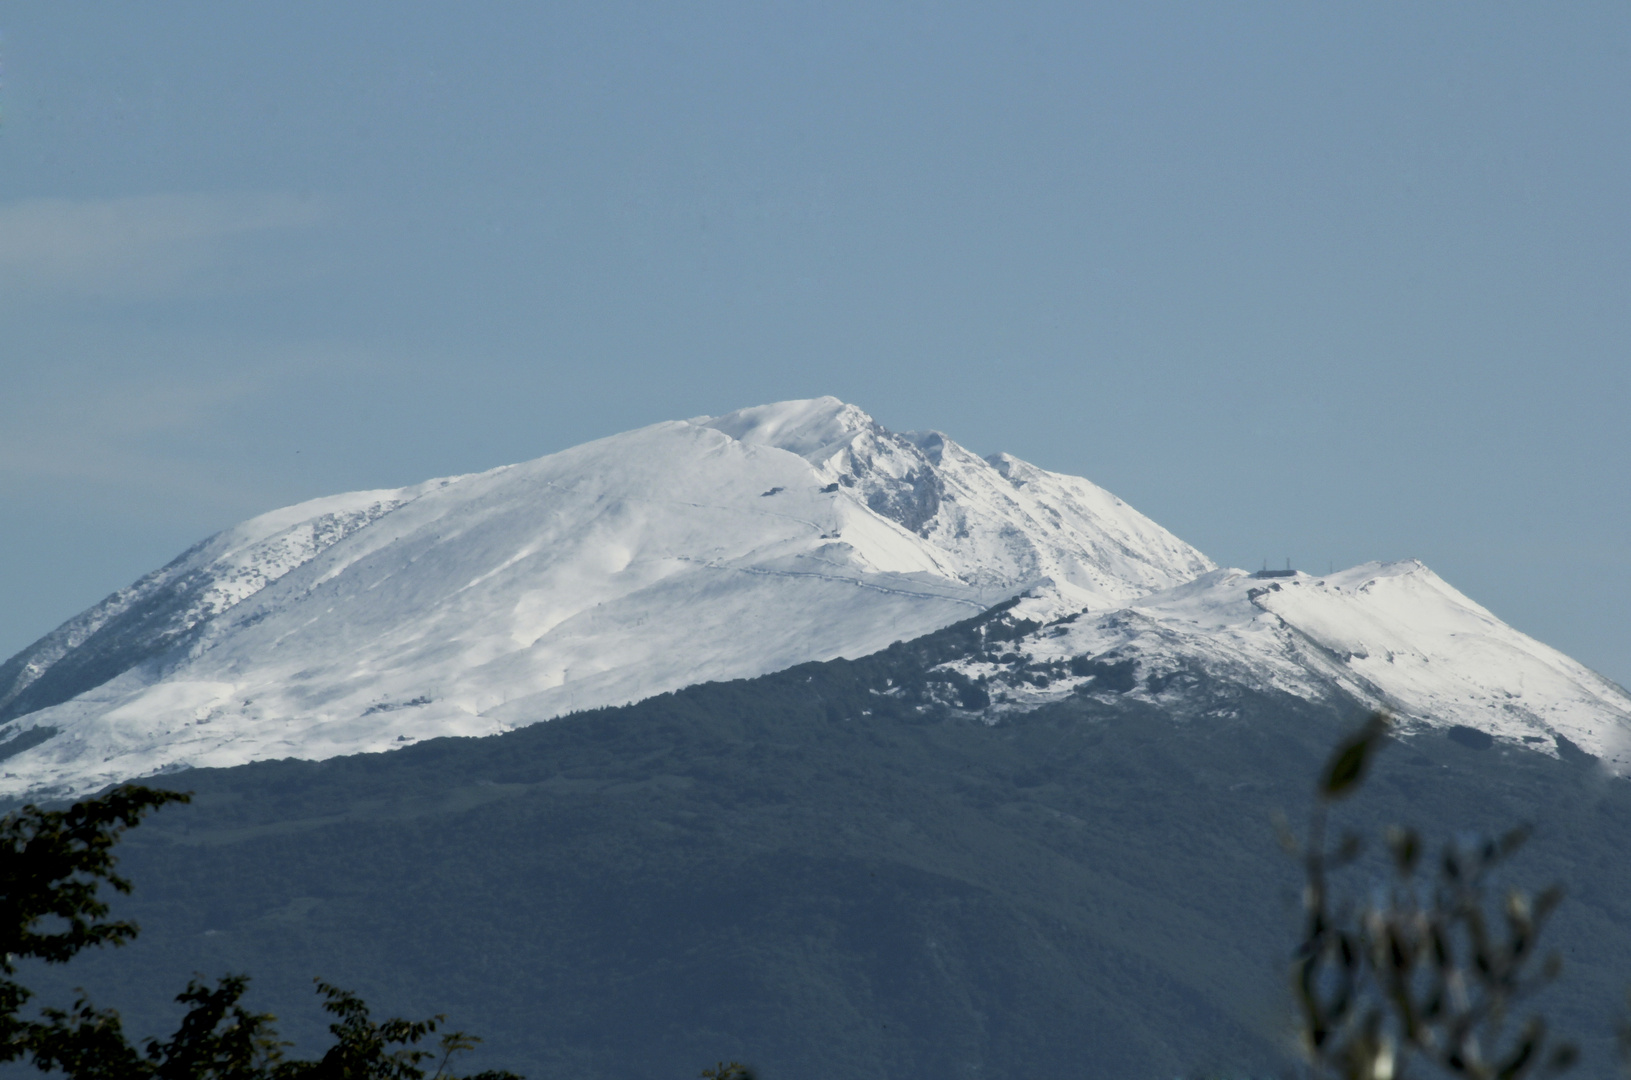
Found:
[1288,713,1579,1080]
[0,786,521,1079]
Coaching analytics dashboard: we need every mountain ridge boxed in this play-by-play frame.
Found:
[0,397,1215,798]
[947,560,1631,769]
[3,397,1628,800]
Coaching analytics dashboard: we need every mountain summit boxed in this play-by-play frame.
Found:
[5,398,1629,800]
[0,398,1214,798]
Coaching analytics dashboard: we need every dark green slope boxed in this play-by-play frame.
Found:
[15,610,1631,1078]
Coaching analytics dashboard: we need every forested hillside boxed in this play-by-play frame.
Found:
[12,607,1631,1078]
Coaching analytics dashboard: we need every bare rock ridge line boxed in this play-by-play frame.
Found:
[2,396,1628,800]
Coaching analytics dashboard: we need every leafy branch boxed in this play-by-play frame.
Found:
[1288,713,1576,1080]
[0,786,520,1080]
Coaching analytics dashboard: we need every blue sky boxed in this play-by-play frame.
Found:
[2,3,1627,685]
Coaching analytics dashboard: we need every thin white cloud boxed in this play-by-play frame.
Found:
[0,377,257,479]
[0,192,326,299]
[0,335,368,511]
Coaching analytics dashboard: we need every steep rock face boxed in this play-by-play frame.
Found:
[0,398,1212,798]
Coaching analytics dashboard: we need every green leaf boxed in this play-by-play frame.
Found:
[1319,712,1391,800]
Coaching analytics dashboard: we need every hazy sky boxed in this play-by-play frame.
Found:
[2,3,1627,685]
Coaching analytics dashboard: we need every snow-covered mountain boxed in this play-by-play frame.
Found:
[3,397,1628,800]
[0,398,1214,799]
[946,562,1631,770]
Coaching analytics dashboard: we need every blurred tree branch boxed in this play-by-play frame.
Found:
[1288,713,1576,1080]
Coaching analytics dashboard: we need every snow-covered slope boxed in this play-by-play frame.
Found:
[944,561,1631,771]
[0,397,1213,799]
[0,485,440,726]
[8,397,1627,800]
